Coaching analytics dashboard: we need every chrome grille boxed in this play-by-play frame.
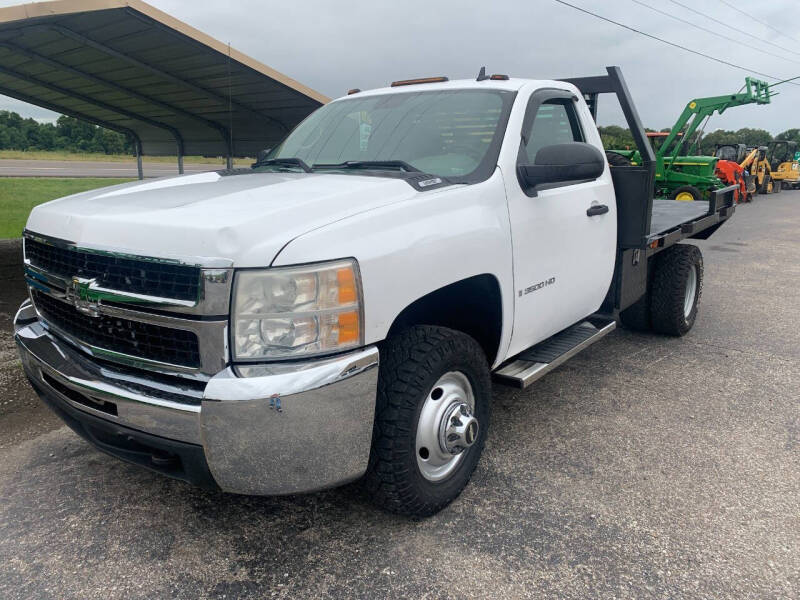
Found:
[25,238,201,302]
[23,232,232,377]
[33,291,201,368]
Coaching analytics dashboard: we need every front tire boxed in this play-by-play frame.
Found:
[364,326,491,517]
[650,244,703,336]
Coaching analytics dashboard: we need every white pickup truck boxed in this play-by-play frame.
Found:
[14,67,735,516]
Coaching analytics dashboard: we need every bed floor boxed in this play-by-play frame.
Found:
[649,199,709,235]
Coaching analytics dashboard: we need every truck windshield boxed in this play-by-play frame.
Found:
[261,89,513,181]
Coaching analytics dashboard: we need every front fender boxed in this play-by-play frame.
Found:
[271,170,515,367]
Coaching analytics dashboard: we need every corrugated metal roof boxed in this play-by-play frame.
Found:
[0,0,329,162]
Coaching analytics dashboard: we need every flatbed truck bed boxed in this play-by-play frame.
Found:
[648,189,735,249]
[650,199,711,236]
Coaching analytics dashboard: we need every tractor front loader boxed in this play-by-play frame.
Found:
[606,77,772,201]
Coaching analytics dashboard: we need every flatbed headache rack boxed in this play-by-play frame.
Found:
[560,66,736,313]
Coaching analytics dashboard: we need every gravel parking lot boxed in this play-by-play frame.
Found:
[0,195,798,599]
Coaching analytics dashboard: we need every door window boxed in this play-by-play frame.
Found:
[521,99,584,164]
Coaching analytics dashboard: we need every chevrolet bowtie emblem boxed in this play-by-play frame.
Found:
[65,276,101,317]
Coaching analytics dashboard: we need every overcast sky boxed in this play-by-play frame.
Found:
[1,0,799,133]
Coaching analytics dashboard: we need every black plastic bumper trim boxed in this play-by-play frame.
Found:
[28,375,220,491]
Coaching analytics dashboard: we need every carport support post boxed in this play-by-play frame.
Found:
[176,139,185,175]
[135,140,143,180]
[225,131,233,170]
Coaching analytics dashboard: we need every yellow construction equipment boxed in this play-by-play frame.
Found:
[744,145,778,194]
[738,147,761,197]
[767,141,800,190]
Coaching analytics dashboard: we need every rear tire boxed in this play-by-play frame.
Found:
[363,326,491,517]
[650,244,703,336]
[774,180,783,193]
[669,185,702,201]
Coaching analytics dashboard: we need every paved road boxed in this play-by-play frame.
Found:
[0,195,798,599]
[0,158,228,178]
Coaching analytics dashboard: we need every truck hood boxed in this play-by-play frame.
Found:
[26,171,422,266]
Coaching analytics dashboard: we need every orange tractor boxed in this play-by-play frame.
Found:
[714,144,759,203]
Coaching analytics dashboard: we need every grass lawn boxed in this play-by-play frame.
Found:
[0,177,133,239]
[0,149,251,165]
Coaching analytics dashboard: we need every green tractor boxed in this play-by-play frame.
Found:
[607,77,772,201]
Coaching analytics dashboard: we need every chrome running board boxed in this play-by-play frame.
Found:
[494,319,616,389]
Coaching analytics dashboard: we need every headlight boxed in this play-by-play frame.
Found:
[232,259,363,360]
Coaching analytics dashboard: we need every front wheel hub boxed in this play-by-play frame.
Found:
[416,371,478,482]
[439,402,479,454]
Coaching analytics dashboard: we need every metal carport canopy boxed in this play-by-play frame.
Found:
[0,0,329,177]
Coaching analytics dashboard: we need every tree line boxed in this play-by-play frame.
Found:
[0,108,798,158]
[598,125,800,156]
[0,110,134,154]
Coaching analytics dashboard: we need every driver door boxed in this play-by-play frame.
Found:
[504,90,617,357]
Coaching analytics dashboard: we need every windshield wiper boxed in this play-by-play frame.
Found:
[251,157,312,173]
[312,160,421,173]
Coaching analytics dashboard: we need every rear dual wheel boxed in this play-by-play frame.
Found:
[620,244,703,336]
[650,245,703,336]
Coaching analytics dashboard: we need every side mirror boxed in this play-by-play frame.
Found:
[517,142,605,191]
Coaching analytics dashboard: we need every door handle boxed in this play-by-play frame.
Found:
[586,204,609,217]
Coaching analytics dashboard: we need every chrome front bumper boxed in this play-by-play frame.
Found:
[14,300,379,495]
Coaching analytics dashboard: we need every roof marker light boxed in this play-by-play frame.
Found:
[390,76,449,87]
[489,74,509,80]
[347,88,361,95]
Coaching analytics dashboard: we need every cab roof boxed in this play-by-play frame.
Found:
[337,77,575,101]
